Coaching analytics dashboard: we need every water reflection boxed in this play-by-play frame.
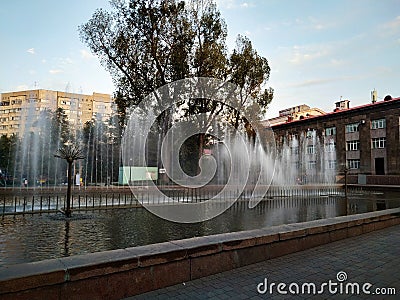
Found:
[1,192,400,267]
[63,220,70,257]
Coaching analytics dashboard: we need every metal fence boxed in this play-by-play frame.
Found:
[1,185,344,216]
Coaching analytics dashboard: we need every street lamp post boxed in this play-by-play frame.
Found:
[341,164,350,214]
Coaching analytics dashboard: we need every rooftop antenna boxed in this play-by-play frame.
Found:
[371,89,377,103]
[65,82,71,93]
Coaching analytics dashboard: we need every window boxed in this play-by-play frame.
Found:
[307,145,315,154]
[371,118,386,129]
[346,140,360,151]
[306,130,314,138]
[346,123,359,133]
[325,127,336,136]
[327,160,337,169]
[293,161,300,169]
[347,159,360,169]
[291,146,299,155]
[325,141,336,152]
[61,100,71,106]
[307,161,316,169]
[372,137,386,149]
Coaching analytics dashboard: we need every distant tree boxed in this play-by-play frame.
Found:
[51,108,71,145]
[0,134,17,184]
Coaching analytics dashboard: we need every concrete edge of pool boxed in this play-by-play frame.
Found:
[1,208,400,300]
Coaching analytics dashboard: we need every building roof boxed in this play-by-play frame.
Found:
[269,96,400,129]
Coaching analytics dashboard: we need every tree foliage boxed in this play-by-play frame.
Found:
[79,0,273,128]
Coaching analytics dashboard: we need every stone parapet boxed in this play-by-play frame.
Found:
[1,208,400,299]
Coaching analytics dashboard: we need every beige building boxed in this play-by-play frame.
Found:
[0,89,115,136]
[262,104,326,126]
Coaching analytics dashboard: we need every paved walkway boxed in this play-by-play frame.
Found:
[127,225,400,299]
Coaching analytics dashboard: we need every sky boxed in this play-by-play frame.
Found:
[0,0,399,118]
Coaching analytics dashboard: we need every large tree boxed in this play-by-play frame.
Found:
[79,0,272,126]
[80,0,273,174]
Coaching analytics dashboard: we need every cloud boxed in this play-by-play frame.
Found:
[215,0,254,9]
[380,15,400,36]
[288,16,337,32]
[26,48,35,55]
[289,44,330,65]
[329,58,345,66]
[382,15,400,30]
[80,49,94,59]
[41,59,47,63]
[288,78,338,88]
[49,69,63,74]
[59,57,74,65]
[16,84,29,90]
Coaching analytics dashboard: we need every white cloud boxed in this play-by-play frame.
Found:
[80,49,94,59]
[26,48,35,55]
[28,70,36,75]
[330,58,345,66]
[16,84,29,90]
[383,15,400,30]
[41,59,47,63]
[243,30,251,36]
[215,0,254,9]
[292,16,336,31]
[215,0,235,9]
[288,78,338,88]
[288,44,331,65]
[59,57,74,65]
[49,69,63,74]
[380,15,400,37]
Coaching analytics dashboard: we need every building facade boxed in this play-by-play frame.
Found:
[0,89,114,136]
[263,104,325,126]
[269,97,400,178]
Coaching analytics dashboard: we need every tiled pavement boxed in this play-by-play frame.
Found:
[127,225,400,299]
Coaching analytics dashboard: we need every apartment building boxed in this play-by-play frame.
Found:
[263,104,326,126]
[0,89,114,136]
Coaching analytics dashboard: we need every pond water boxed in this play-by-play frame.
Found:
[1,190,399,267]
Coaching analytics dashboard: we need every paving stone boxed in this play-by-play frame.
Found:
[125,225,400,300]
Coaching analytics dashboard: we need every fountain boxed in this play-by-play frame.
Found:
[1,79,399,268]
[0,93,121,190]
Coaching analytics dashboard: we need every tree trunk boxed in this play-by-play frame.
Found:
[66,161,72,218]
[198,133,205,175]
